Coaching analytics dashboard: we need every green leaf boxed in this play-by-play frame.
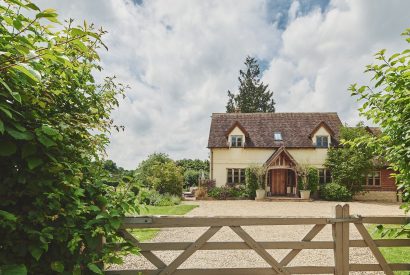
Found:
[29,246,43,261]
[25,3,40,11]
[50,261,64,273]
[0,140,17,156]
[0,120,4,134]
[87,263,103,274]
[41,125,59,136]
[37,134,56,147]
[6,127,33,140]
[0,264,27,275]
[0,210,17,222]
[12,65,40,82]
[27,157,43,170]
[0,105,12,118]
[0,78,21,103]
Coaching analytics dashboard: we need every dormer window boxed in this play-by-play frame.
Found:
[231,135,243,147]
[316,136,328,148]
[274,132,282,141]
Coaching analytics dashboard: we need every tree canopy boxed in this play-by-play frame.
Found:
[349,29,410,211]
[226,56,275,113]
[325,124,374,194]
[0,1,137,273]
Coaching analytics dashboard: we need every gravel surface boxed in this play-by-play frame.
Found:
[109,200,407,274]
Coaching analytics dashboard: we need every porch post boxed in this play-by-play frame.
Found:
[294,169,298,197]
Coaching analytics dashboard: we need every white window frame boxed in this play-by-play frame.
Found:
[230,135,243,147]
[227,168,245,184]
[316,135,329,148]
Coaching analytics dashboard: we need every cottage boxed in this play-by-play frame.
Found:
[207,112,398,202]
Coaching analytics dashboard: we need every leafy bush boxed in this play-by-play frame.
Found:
[200,179,216,190]
[195,187,207,199]
[208,186,247,200]
[0,2,138,274]
[245,168,258,199]
[320,183,352,201]
[138,189,181,206]
[307,167,319,192]
[136,154,183,196]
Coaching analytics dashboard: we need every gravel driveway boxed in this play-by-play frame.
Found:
[110,200,407,274]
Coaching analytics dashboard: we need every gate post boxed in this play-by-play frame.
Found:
[332,204,350,275]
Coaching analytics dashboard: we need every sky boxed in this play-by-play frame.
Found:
[34,0,410,169]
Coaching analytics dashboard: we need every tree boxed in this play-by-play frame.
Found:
[349,29,410,211]
[0,1,137,274]
[176,158,209,173]
[136,153,183,195]
[226,56,275,113]
[324,125,374,194]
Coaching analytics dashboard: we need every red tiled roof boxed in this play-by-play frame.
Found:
[207,112,343,148]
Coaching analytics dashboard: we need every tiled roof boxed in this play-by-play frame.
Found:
[207,112,343,148]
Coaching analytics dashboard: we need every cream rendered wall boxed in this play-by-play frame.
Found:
[211,147,329,187]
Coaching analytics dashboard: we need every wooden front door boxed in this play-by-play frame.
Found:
[270,169,287,195]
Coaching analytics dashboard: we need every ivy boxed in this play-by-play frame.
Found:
[0,0,138,274]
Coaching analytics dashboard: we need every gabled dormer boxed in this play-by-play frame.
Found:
[309,121,335,148]
[224,121,249,148]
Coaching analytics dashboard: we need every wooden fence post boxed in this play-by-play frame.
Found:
[332,205,343,275]
[342,204,350,275]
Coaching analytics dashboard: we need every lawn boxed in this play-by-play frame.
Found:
[131,204,198,241]
[368,225,410,275]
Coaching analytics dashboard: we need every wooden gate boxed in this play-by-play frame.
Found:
[106,204,410,275]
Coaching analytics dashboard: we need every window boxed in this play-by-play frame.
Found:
[227,168,246,184]
[319,169,331,185]
[230,135,243,147]
[366,171,381,186]
[316,136,329,148]
[274,132,282,141]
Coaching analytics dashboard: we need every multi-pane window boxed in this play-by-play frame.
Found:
[230,135,243,147]
[316,136,329,148]
[319,169,332,185]
[227,168,245,184]
[366,171,381,186]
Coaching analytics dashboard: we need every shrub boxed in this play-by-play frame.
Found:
[320,183,352,201]
[245,168,258,199]
[195,187,207,200]
[138,189,181,206]
[307,167,319,192]
[208,186,248,200]
[200,179,216,190]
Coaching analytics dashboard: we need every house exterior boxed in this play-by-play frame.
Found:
[207,112,398,202]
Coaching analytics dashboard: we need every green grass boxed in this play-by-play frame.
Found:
[367,225,410,275]
[130,204,198,241]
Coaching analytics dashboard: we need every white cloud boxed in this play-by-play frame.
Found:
[34,0,410,168]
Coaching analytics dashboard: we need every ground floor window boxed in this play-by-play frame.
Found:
[227,168,245,184]
[366,171,381,186]
[319,169,331,185]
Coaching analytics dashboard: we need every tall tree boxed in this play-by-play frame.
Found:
[226,56,275,113]
[349,29,410,212]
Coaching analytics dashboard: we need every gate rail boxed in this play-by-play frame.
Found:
[106,204,410,275]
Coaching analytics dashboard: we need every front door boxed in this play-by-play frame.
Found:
[270,169,287,195]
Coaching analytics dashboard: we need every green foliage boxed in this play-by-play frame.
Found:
[320,183,353,201]
[183,169,201,188]
[349,29,410,211]
[245,167,258,199]
[0,1,138,273]
[208,186,248,200]
[136,153,183,196]
[138,189,181,206]
[307,167,319,193]
[176,158,209,173]
[325,124,374,194]
[226,56,275,113]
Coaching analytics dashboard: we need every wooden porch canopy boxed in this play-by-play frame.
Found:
[265,146,298,170]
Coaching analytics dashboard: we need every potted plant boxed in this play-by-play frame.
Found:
[297,165,311,200]
[252,165,266,200]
